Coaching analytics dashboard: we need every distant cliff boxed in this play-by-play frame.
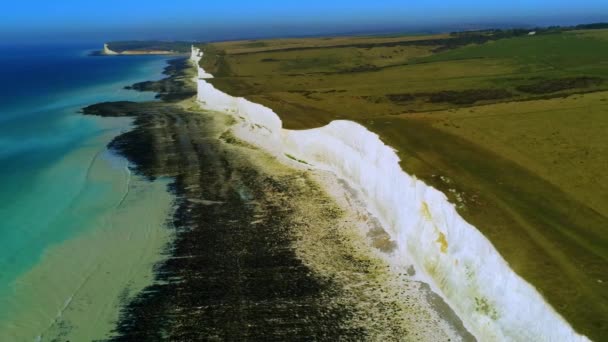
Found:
[102,41,194,55]
[102,43,119,55]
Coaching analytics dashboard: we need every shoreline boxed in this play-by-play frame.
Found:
[85,55,473,340]
[0,174,173,342]
[0,122,174,341]
[98,43,187,56]
[0,53,177,341]
[190,46,590,341]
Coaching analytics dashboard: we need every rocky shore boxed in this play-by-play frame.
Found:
[83,57,471,341]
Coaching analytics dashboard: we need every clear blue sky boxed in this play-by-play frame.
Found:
[2,0,607,43]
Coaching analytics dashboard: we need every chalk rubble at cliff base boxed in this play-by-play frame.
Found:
[190,47,589,342]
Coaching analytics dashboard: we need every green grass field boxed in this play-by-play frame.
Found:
[197,28,608,340]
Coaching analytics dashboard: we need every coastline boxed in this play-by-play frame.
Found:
[84,53,473,340]
[190,46,590,341]
[100,43,184,56]
[0,34,599,340]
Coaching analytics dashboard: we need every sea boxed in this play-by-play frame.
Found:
[0,43,174,341]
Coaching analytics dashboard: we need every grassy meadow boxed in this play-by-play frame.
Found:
[197,28,608,340]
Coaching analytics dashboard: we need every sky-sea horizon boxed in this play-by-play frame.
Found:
[1,1,606,44]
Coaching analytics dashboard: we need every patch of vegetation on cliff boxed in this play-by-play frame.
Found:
[198,44,233,77]
[285,154,309,165]
[426,89,514,104]
[387,89,514,105]
[386,93,416,102]
[516,77,603,94]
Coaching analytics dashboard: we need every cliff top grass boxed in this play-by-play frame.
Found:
[197,26,608,340]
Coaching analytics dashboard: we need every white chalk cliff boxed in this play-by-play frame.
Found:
[103,43,119,55]
[190,46,589,342]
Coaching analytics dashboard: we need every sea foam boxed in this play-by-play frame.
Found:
[190,47,589,342]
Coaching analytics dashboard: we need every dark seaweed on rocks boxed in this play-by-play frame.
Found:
[124,58,197,102]
[85,58,367,341]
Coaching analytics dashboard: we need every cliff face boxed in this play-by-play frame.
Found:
[102,43,176,55]
[190,46,589,342]
[191,49,214,79]
[102,43,119,55]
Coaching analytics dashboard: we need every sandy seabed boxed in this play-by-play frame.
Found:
[0,144,173,342]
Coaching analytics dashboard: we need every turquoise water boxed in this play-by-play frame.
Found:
[0,45,170,317]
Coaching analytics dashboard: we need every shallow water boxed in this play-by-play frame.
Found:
[0,44,174,340]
